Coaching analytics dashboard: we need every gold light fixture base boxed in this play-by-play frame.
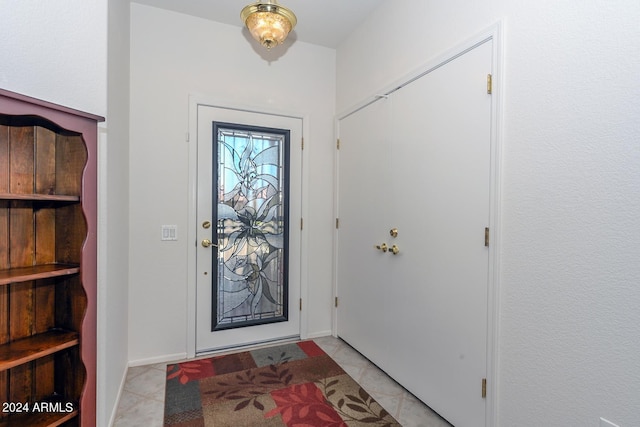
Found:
[241,0,297,49]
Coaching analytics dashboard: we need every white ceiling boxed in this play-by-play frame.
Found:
[131,0,384,48]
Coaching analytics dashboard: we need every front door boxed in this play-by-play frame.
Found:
[196,105,302,353]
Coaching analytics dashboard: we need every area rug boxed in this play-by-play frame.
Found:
[164,340,400,426]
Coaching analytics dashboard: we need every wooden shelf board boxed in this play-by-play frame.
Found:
[0,193,79,202]
[0,409,77,427]
[0,264,80,286]
[0,330,79,371]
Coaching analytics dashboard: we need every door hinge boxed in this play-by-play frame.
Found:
[299,298,302,311]
[335,297,339,307]
[185,132,190,142]
[484,227,490,247]
[335,218,339,229]
[337,138,340,150]
[482,378,487,398]
[301,137,304,150]
[301,218,304,230]
[487,74,493,94]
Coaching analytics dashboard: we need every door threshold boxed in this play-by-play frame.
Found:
[195,335,301,357]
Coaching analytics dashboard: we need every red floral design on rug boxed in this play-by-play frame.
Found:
[265,382,347,426]
[163,341,399,426]
[167,359,215,385]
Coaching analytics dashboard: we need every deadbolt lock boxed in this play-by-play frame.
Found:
[389,228,398,238]
[202,221,211,229]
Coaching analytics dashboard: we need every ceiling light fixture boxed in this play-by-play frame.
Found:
[240,0,297,49]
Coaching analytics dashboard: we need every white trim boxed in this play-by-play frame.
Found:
[186,94,310,358]
[96,123,110,427]
[305,330,333,340]
[106,365,128,427]
[299,114,311,340]
[128,353,189,368]
[486,20,505,427]
[333,22,504,427]
[337,24,501,120]
[331,118,339,337]
[186,96,198,359]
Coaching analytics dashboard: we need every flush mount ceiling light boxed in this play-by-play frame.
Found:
[240,0,297,49]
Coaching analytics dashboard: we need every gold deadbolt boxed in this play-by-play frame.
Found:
[389,228,398,238]
[202,221,211,229]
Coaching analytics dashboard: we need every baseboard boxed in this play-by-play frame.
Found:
[106,364,128,427]
[128,352,188,368]
[306,330,333,339]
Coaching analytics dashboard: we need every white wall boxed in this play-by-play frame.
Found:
[0,0,107,115]
[338,1,640,426]
[129,4,336,363]
[103,0,131,426]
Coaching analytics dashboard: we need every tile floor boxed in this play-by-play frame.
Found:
[113,336,452,427]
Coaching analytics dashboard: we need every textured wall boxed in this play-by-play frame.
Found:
[129,4,336,363]
[338,1,640,425]
[0,0,107,115]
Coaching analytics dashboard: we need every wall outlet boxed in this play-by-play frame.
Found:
[161,225,178,241]
[600,418,620,427]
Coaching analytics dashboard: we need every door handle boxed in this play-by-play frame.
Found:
[389,245,400,255]
[375,243,388,252]
[201,239,218,248]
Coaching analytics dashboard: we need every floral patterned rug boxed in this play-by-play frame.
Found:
[163,340,400,426]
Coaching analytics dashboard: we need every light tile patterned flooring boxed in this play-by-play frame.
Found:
[113,336,452,427]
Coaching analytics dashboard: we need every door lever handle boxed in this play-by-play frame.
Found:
[375,243,388,252]
[201,239,218,248]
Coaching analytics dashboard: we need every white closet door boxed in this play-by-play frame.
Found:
[385,40,493,427]
[337,39,493,427]
[336,98,392,369]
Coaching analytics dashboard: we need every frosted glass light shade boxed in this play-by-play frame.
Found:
[241,1,297,49]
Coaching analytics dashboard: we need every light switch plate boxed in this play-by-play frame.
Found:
[161,225,178,241]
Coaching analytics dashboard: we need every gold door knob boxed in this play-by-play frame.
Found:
[375,243,388,252]
[389,244,400,255]
[389,228,398,238]
[202,239,217,248]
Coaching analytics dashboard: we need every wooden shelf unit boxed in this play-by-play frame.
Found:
[0,264,80,286]
[0,89,102,426]
[0,330,79,371]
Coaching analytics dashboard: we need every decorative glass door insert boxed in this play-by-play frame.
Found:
[212,122,290,331]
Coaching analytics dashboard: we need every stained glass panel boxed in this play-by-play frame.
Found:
[212,122,289,330]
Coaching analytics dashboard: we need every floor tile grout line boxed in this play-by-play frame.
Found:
[119,387,166,408]
[114,398,163,419]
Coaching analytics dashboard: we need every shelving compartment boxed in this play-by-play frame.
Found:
[0,119,87,426]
